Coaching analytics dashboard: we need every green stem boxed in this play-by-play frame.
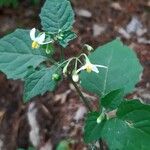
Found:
[60,48,65,62]
[68,74,92,112]
[49,56,57,64]
[99,139,104,150]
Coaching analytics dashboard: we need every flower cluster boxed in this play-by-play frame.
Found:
[30,28,107,83]
[62,54,107,83]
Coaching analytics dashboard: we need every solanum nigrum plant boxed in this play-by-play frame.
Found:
[0,0,150,150]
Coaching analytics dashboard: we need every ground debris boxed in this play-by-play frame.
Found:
[75,9,92,18]
[93,24,107,37]
[110,2,122,11]
[126,16,142,34]
[73,106,87,122]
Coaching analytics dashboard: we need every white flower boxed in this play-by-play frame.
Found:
[30,28,46,49]
[76,57,107,73]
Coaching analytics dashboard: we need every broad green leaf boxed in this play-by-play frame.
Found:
[101,118,150,150]
[117,100,150,134]
[101,89,124,110]
[84,112,106,143]
[24,65,58,101]
[58,30,77,48]
[0,29,47,80]
[40,0,74,34]
[101,100,150,150]
[80,39,142,96]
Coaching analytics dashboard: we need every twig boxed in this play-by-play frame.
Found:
[99,139,104,150]
[68,74,92,112]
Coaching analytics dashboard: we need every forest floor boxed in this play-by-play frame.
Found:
[0,0,149,150]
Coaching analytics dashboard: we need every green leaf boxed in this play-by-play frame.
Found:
[101,118,150,150]
[24,65,58,101]
[84,112,106,143]
[0,29,47,80]
[40,0,74,34]
[101,100,150,150]
[101,89,124,110]
[80,39,142,96]
[117,100,150,134]
[58,30,77,48]
[56,140,70,150]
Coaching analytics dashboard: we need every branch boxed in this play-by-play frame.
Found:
[68,74,92,112]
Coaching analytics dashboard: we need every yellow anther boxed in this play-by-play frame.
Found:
[32,41,39,49]
[86,65,92,73]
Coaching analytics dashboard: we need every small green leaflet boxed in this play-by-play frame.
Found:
[58,30,77,48]
[0,29,48,80]
[24,65,58,101]
[101,89,124,110]
[80,39,142,96]
[84,112,106,143]
[40,0,74,34]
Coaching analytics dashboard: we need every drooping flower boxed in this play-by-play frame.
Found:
[76,57,107,73]
[30,28,46,49]
[72,73,79,82]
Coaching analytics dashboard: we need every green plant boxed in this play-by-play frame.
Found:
[0,0,149,149]
[0,0,19,7]
[0,0,39,8]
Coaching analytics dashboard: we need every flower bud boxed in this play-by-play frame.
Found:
[72,73,79,82]
[96,113,106,124]
[63,65,68,74]
[84,44,94,51]
[52,73,61,81]
[96,116,102,124]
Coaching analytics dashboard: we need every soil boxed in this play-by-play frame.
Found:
[0,0,149,150]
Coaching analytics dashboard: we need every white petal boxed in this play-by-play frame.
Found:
[95,64,107,68]
[42,40,53,44]
[92,65,99,73]
[76,65,87,73]
[36,33,45,44]
[30,28,36,41]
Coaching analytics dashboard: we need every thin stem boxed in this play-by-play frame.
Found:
[99,139,104,150]
[49,57,57,64]
[74,59,78,71]
[68,74,92,112]
[60,48,65,61]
